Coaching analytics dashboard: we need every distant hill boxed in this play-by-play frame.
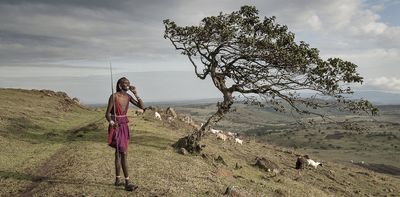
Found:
[147,90,400,107]
[351,90,400,105]
[87,98,222,108]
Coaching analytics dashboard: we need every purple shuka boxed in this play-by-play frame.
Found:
[107,94,132,152]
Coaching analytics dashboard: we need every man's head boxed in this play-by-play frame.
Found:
[116,77,130,92]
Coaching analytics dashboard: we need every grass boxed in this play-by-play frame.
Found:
[176,103,400,174]
[1,88,400,196]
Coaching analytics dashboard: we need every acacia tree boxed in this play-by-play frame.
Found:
[164,6,377,153]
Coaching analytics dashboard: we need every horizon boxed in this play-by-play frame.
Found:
[3,86,400,106]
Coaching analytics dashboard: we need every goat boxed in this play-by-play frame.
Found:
[234,138,243,145]
[210,128,222,134]
[155,112,162,120]
[216,133,228,141]
[306,158,322,169]
[227,131,237,138]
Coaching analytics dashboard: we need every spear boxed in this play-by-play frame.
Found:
[109,61,116,121]
[109,61,120,155]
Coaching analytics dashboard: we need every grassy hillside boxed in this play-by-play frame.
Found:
[0,89,399,196]
[0,88,102,195]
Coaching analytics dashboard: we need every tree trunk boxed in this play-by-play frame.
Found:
[172,90,233,153]
[196,90,233,139]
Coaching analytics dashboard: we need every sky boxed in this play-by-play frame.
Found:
[0,0,399,104]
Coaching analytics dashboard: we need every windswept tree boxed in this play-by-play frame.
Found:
[164,6,377,153]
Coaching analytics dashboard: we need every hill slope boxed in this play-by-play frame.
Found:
[175,102,400,175]
[0,89,399,196]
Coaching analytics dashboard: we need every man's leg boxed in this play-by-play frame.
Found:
[114,150,122,186]
[121,152,137,191]
[121,152,129,177]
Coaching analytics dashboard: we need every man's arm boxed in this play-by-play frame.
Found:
[129,86,144,109]
[105,94,115,123]
[130,97,144,109]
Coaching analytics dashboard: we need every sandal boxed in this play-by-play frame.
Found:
[125,183,138,191]
[114,176,124,186]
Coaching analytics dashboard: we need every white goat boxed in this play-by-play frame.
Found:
[227,131,237,138]
[210,128,222,134]
[235,138,243,145]
[155,112,162,120]
[216,133,228,141]
[306,159,322,169]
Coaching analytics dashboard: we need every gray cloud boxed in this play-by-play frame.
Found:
[0,0,183,66]
[0,0,399,101]
[0,0,142,11]
[0,0,397,63]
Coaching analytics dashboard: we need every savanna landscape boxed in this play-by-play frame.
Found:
[173,101,400,177]
[1,2,400,197]
[1,88,399,196]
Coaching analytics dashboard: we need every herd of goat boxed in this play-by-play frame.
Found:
[151,108,325,170]
[152,110,244,145]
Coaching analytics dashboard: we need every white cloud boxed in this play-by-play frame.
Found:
[368,77,400,91]
[323,48,400,82]
[306,12,322,31]
[261,0,399,50]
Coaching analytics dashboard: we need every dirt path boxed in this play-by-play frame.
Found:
[19,145,71,197]
[18,118,105,196]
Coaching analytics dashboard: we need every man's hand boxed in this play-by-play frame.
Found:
[109,120,118,128]
[129,85,137,95]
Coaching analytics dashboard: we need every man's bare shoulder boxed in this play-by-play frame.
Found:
[114,92,131,99]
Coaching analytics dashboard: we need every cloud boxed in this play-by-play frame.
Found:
[323,48,400,81]
[0,0,183,67]
[0,0,398,65]
[0,0,399,103]
[368,76,400,92]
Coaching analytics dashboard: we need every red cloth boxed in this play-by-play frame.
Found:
[107,94,132,152]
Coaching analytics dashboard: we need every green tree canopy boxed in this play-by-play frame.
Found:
[164,5,377,153]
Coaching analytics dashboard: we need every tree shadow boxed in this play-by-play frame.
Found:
[132,133,175,150]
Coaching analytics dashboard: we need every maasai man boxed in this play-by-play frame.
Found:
[105,77,144,191]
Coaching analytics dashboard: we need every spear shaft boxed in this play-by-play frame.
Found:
[110,61,120,156]
[109,61,117,120]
